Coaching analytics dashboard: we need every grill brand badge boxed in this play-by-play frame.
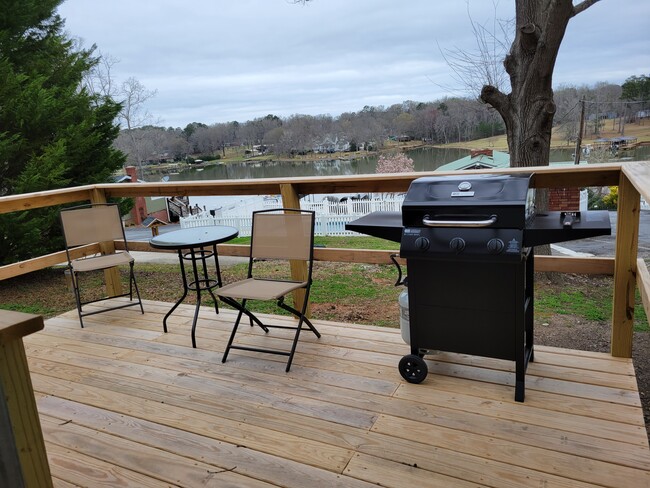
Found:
[506,238,521,253]
[451,181,474,197]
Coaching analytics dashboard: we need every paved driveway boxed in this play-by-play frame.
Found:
[125,224,246,266]
[125,224,182,242]
[557,210,650,260]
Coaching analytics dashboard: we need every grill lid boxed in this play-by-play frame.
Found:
[402,174,535,229]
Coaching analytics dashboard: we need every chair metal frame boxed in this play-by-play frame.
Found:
[218,208,320,371]
[60,203,144,328]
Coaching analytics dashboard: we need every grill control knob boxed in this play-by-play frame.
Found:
[414,236,430,250]
[449,237,465,252]
[487,238,505,254]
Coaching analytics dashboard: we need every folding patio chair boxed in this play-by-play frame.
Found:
[60,203,144,328]
[218,208,320,371]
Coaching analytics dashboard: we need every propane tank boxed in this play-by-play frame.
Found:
[399,287,410,344]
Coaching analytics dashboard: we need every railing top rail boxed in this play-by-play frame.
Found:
[0,186,96,215]
[1,162,636,216]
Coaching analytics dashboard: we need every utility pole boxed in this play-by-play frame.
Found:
[621,103,626,136]
[574,97,586,165]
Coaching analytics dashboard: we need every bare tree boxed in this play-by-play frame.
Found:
[82,53,157,132]
[297,1,601,167]
[119,77,157,131]
[117,77,158,176]
[412,103,438,141]
[81,50,158,174]
[82,50,119,102]
[480,0,601,166]
[440,1,513,96]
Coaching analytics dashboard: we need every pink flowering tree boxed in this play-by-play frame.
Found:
[375,152,415,174]
[375,152,415,200]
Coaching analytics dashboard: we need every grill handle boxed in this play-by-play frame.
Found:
[422,215,497,228]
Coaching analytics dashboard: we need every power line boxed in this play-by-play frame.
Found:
[554,100,581,125]
[583,99,647,105]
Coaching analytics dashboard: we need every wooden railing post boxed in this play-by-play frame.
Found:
[280,183,310,317]
[90,188,123,296]
[0,311,53,488]
[611,173,640,357]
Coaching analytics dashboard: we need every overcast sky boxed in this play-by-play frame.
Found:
[57,0,650,129]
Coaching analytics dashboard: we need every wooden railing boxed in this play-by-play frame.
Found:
[1,162,649,358]
[0,311,52,488]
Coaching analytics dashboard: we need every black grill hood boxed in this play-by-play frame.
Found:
[402,174,534,229]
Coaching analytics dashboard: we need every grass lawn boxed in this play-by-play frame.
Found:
[1,236,646,331]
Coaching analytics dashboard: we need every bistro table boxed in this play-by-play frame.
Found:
[150,225,239,347]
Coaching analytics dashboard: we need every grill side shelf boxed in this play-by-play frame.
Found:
[345,211,403,243]
[524,210,611,247]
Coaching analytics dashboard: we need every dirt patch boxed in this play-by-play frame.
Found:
[312,301,399,325]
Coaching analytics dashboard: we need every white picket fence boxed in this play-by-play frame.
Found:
[300,197,404,215]
[179,190,619,237]
[181,213,373,237]
[180,195,405,237]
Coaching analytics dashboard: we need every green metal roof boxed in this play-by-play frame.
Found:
[436,150,510,171]
[436,150,591,171]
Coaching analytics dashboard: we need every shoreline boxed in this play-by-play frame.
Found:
[139,130,650,176]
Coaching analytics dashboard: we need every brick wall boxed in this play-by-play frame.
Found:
[548,187,580,211]
[125,166,148,226]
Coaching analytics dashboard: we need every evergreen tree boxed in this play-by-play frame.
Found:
[621,75,650,102]
[0,0,125,264]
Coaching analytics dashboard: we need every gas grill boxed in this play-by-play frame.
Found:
[346,173,611,402]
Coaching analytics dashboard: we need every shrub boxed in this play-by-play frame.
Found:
[601,186,618,209]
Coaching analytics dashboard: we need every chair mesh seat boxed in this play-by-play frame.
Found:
[71,251,134,272]
[218,278,307,300]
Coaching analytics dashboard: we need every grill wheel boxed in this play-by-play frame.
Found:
[399,354,428,383]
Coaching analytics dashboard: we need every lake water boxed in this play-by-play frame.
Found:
[153,147,469,183]
[149,145,650,184]
[148,145,650,212]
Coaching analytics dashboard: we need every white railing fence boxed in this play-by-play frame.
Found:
[181,212,381,237]
[180,195,406,237]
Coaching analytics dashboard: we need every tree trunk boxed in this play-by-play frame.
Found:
[479,0,600,260]
[480,0,600,169]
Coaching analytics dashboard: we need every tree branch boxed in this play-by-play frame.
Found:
[480,85,510,115]
[520,23,540,53]
[572,0,601,17]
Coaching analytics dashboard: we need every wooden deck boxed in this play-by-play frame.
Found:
[24,299,650,488]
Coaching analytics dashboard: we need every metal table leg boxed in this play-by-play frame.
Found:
[163,245,224,348]
[162,249,189,334]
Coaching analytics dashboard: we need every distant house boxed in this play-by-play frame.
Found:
[121,166,171,226]
[314,136,349,153]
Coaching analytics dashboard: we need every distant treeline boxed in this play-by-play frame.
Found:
[116,79,648,165]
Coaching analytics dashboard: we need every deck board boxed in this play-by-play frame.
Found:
[23,299,650,487]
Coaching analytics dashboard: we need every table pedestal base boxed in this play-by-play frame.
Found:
[163,245,223,348]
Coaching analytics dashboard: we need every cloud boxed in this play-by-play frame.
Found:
[58,0,649,128]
